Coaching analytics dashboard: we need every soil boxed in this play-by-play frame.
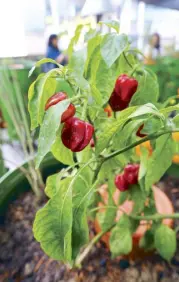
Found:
[1,177,179,282]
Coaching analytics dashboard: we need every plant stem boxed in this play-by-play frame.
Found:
[104,128,179,162]
[75,223,115,267]
[130,213,179,221]
[89,205,117,213]
[70,94,86,103]
[81,99,88,120]
[123,52,133,69]
[130,64,140,77]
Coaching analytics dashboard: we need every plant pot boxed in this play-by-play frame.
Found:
[94,185,174,260]
[0,153,66,222]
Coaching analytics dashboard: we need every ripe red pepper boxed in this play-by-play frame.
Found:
[61,117,94,152]
[136,124,147,138]
[109,74,138,112]
[115,164,139,191]
[115,174,129,191]
[45,92,76,123]
[124,164,139,185]
[109,90,129,111]
[115,74,138,102]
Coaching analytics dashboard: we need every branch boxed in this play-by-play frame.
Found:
[123,52,133,69]
[130,213,179,221]
[75,223,115,267]
[104,128,179,162]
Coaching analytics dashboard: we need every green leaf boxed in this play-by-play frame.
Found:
[95,58,117,103]
[68,24,83,57]
[68,48,87,77]
[99,20,120,33]
[51,131,74,166]
[96,106,137,154]
[110,215,132,258]
[145,134,173,192]
[113,119,144,149]
[45,173,60,198]
[33,177,73,262]
[28,74,45,130]
[72,174,90,259]
[160,104,179,115]
[119,191,129,205]
[85,35,102,74]
[97,104,160,155]
[130,185,146,214]
[139,230,155,250]
[154,224,176,261]
[100,178,117,231]
[138,147,148,190]
[173,114,179,127]
[37,69,61,125]
[130,69,159,106]
[36,100,70,168]
[129,103,164,120]
[90,84,102,105]
[28,69,60,129]
[76,145,92,164]
[29,58,61,77]
[100,33,128,68]
[89,46,102,83]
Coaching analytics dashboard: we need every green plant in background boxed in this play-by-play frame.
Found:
[0,65,44,198]
[28,21,179,267]
[148,56,179,105]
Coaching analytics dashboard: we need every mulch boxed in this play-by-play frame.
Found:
[1,176,179,282]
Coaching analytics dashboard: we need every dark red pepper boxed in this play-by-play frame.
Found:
[109,90,129,111]
[136,124,147,138]
[61,117,94,152]
[124,164,139,185]
[45,92,76,123]
[115,174,129,192]
[109,74,138,112]
[115,74,138,102]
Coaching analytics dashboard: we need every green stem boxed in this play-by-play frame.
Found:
[89,205,117,213]
[130,213,179,221]
[123,52,133,69]
[81,99,88,120]
[75,223,115,267]
[70,94,86,103]
[130,64,140,77]
[104,128,179,162]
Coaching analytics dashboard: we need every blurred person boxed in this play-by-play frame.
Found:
[144,33,162,64]
[43,34,67,72]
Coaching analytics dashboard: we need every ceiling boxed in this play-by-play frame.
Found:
[141,0,179,10]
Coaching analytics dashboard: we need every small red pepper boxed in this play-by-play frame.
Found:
[124,164,139,185]
[61,117,94,152]
[136,124,147,138]
[109,90,129,111]
[45,92,76,123]
[109,74,138,112]
[115,174,129,192]
[115,74,138,102]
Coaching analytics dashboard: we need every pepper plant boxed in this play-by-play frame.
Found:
[28,21,179,267]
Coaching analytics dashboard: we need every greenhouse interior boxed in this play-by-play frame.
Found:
[2,0,179,281]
